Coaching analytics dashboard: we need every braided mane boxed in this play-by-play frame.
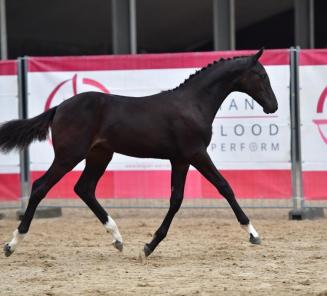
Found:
[171,55,247,91]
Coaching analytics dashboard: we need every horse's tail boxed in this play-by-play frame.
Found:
[0,107,57,153]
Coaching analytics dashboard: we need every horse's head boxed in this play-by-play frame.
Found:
[235,48,278,114]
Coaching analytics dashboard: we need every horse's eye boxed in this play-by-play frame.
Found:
[259,73,267,79]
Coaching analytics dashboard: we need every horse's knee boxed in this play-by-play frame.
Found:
[217,183,234,199]
[170,195,183,214]
[74,182,85,197]
[74,181,92,200]
[32,177,43,190]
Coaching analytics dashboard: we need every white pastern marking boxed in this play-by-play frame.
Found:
[8,229,25,251]
[105,215,123,243]
[241,222,259,238]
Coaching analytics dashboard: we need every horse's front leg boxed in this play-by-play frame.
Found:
[191,150,261,245]
[143,161,189,257]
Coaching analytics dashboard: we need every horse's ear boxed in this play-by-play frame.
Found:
[253,47,264,61]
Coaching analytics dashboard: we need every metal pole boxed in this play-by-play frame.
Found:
[112,0,136,54]
[308,0,314,49]
[229,0,235,50]
[295,0,315,49]
[0,0,7,59]
[290,47,304,209]
[213,0,235,51]
[295,46,304,208]
[290,47,297,209]
[129,0,137,54]
[17,57,30,210]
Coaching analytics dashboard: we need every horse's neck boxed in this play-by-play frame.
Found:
[190,65,238,123]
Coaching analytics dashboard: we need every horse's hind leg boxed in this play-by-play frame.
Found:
[191,151,261,245]
[74,147,123,251]
[4,158,79,257]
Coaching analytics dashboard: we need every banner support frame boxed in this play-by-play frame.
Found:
[290,46,304,210]
[17,56,30,210]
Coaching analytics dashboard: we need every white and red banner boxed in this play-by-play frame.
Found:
[0,61,20,200]
[26,50,292,199]
[299,49,327,200]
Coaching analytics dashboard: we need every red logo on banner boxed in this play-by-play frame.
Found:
[313,87,327,144]
[44,74,110,111]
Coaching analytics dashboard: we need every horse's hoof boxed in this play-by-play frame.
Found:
[4,243,14,257]
[143,244,152,257]
[249,234,261,245]
[113,240,123,252]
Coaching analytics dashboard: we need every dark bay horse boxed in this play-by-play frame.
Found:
[0,48,277,258]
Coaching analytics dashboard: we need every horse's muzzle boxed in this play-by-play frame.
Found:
[264,103,278,114]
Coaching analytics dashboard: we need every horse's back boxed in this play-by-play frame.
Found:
[50,92,175,158]
[51,91,206,159]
